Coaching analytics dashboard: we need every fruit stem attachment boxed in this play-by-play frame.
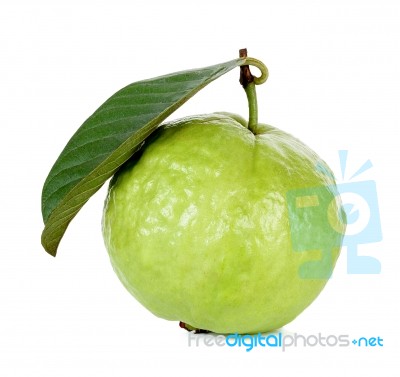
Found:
[244,81,258,132]
[239,49,269,133]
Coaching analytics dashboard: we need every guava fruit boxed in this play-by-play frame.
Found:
[102,112,346,334]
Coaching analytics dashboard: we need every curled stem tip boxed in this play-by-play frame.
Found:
[239,49,269,87]
[243,57,269,85]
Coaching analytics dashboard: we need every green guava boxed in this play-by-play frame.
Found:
[102,112,346,334]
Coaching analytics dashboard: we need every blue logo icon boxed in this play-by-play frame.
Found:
[287,150,382,277]
[335,151,382,274]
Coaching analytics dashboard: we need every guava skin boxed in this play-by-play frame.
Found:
[102,113,346,334]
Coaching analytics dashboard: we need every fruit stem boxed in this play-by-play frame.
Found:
[239,49,269,134]
[244,82,258,132]
[179,321,210,334]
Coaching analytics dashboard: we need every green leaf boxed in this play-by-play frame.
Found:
[41,57,245,256]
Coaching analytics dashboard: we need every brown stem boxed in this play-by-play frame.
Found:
[239,48,254,88]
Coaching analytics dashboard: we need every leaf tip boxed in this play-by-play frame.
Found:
[41,232,58,257]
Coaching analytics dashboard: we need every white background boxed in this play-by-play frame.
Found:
[1,0,399,375]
